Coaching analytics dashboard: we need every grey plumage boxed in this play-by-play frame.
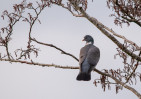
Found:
[76,35,100,81]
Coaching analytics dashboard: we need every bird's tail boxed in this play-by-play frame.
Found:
[76,73,91,81]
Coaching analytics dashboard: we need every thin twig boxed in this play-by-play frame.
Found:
[103,25,141,51]
[125,51,141,83]
[114,0,141,27]
[27,4,47,48]
[5,43,11,59]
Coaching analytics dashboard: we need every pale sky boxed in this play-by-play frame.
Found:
[0,0,141,99]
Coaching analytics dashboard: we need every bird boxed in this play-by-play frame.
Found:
[76,35,100,81]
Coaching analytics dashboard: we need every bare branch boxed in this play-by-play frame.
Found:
[31,38,79,62]
[27,2,47,49]
[94,69,141,99]
[115,0,141,27]
[109,0,141,27]
[125,51,141,83]
[0,58,78,69]
[0,57,141,98]
[75,6,141,62]
[5,43,11,59]
[102,25,141,51]
[51,1,84,17]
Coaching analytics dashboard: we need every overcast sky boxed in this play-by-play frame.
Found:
[0,0,141,99]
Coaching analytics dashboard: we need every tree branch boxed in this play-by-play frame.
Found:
[101,23,141,50]
[5,43,11,59]
[0,58,78,69]
[125,51,141,83]
[31,38,79,62]
[114,0,141,27]
[27,3,47,48]
[51,1,84,17]
[53,1,140,51]
[0,57,141,99]
[95,68,141,99]
[53,1,141,61]
[76,7,141,62]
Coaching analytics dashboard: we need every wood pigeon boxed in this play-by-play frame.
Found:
[76,35,100,81]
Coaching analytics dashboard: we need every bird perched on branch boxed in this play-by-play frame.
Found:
[76,35,100,81]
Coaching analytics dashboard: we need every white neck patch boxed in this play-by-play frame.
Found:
[86,42,92,45]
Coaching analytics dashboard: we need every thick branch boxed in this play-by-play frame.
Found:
[77,7,141,62]
[54,2,141,61]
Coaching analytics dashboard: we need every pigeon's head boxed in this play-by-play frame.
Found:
[83,35,94,44]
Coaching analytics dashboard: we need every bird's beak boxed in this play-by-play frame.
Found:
[82,39,85,41]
